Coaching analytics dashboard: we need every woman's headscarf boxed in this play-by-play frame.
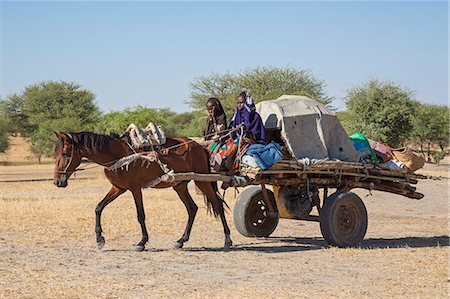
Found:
[231,92,266,143]
[207,97,226,119]
[204,97,227,139]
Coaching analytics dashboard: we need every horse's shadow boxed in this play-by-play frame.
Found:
[184,235,449,253]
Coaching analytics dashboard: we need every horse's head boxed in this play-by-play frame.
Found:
[53,132,82,188]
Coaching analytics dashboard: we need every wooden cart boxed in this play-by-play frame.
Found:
[161,159,423,248]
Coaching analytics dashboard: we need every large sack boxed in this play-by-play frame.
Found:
[256,95,359,162]
[392,147,425,173]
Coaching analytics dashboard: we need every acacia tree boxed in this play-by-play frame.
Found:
[165,110,205,137]
[19,81,101,162]
[1,93,32,136]
[0,100,10,153]
[344,80,417,148]
[99,106,205,138]
[189,66,331,118]
[412,103,449,162]
[189,73,241,116]
[99,106,175,135]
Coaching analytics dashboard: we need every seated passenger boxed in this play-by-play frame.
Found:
[230,92,266,143]
[204,97,227,141]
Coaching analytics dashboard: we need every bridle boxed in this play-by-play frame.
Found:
[54,135,77,176]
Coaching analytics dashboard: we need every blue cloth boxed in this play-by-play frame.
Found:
[231,95,266,143]
[245,141,282,170]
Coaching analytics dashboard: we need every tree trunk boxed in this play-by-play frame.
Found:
[38,155,41,164]
[419,139,425,159]
[427,142,431,163]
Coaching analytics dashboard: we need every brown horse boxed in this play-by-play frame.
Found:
[53,131,232,251]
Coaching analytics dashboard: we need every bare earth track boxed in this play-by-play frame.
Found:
[0,137,449,298]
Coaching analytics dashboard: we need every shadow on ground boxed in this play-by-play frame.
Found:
[183,235,449,253]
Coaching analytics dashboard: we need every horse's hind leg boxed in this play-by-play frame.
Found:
[195,181,232,249]
[130,188,149,252]
[172,181,198,249]
[95,185,126,250]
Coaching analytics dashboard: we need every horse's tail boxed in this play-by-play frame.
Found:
[203,189,229,218]
[195,143,229,218]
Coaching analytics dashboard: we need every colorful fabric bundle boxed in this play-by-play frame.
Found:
[350,132,379,164]
[208,138,240,172]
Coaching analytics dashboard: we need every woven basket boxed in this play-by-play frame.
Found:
[392,147,425,173]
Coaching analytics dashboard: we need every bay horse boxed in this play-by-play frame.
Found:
[53,131,232,251]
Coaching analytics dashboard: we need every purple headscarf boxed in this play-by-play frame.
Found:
[231,94,266,143]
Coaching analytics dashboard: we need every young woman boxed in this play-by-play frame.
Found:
[204,97,227,141]
[230,92,266,143]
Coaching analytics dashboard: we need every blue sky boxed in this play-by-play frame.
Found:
[1,1,448,113]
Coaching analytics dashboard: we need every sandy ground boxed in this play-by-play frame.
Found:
[0,138,449,298]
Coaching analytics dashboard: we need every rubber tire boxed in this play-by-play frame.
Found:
[320,191,368,247]
[233,186,279,237]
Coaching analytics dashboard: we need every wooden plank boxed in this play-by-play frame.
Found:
[160,172,232,183]
[256,169,414,184]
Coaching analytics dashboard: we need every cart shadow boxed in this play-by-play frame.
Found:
[361,235,449,249]
[183,235,449,253]
[268,235,449,250]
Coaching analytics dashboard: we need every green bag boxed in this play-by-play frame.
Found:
[350,132,379,164]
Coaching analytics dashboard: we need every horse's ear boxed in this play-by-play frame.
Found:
[61,133,73,143]
[54,131,62,139]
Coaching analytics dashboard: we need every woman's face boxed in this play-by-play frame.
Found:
[237,96,245,110]
[207,102,216,118]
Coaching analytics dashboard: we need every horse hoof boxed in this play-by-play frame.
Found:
[224,240,233,251]
[173,242,184,249]
[97,239,105,250]
[135,245,145,252]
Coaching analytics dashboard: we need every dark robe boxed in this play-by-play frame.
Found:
[204,113,227,141]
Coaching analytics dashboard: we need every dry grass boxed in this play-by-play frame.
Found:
[0,137,449,298]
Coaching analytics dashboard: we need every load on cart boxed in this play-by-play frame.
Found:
[162,95,424,247]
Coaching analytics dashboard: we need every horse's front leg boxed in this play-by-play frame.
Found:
[131,188,149,252]
[95,185,126,249]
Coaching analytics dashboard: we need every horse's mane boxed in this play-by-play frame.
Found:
[69,132,121,151]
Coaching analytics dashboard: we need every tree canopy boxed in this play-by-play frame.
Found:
[0,100,10,153]
[99,106,205,138]
[412,103,449,160]
[5,81,102,161]
[344,80,417,148]
[189,66,332,118]
[99,106,174,134]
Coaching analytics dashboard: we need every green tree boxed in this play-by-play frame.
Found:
[166,111,205,137]
[335,111,352,134]
[0,100,10,153]
[344,80,417,147]
[99,107,206,138]
[189,66,331,118]
[412,103,449,162]
[189,73,241,116]
[99,106,176,135]
[30,118,81,163]
[20,81,101,162]
[1,93,32,136]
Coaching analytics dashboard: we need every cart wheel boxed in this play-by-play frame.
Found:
[320,191,368,247]
[233,186,279,237]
